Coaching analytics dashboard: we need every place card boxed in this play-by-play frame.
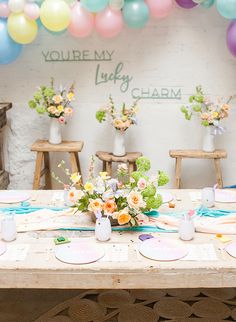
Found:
[181,243,218,261]
[0,244,30,261]
[100,244,129,262]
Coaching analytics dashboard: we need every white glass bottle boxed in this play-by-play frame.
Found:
[179,216,195,241]
[1,212,17,242]
[202,187,215,208]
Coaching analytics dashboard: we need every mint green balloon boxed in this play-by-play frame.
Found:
[216,0,236,19]
[81,0,108,12]
[201,0,215,8]
[123,0,149,29]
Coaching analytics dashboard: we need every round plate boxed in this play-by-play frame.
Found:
[55,242,105,264]
[0,191,30,204]
[225,242,236,258]
[0,242,6,256]
[157,191,173,204]
[215,189,236,203]
[139,238,188,261]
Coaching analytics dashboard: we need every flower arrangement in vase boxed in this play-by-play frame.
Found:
[69,156,169,226]
[181,85,235,152]
[96,96,139,156]
[28,78,75,144]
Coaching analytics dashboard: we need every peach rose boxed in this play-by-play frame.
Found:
[103,200,117,214]
[117,209,131,225]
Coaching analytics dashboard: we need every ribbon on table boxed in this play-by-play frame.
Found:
[0,205,67,215]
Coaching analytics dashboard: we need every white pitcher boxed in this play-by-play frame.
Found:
[49,118,62,145]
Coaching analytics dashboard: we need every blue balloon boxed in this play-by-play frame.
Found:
[81,0,108,12]
[201,0,215,8]
[0,19,22,65]
[216,0,236,19]
[123,0,149,29]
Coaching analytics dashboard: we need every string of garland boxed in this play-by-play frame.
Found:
[0,0,236,65]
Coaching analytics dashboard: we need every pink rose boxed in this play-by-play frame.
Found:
[59,116,65,124]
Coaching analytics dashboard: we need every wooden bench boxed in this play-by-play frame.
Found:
[96,151,142,177]
[31,140,84,189]
[169,149,227,189]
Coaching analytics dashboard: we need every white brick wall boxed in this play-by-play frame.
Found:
[0,5,236,189]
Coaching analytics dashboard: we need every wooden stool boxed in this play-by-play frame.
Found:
[96,151,142,177]
[31,140,84,190]
[169,149,227,189]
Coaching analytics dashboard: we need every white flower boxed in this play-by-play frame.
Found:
[115,189,129,199]
[127,190,146,210]
[137,178,147,190]
[102,189,114,201]
[88,198,103,212]
[107,178,118,192]
[94,177,106,194]
[130,177,135,183]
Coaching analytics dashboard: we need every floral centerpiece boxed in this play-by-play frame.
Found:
[96,96,139,156]
[180,85,235,152]
[69,156,169,226]
[28,78,75,144]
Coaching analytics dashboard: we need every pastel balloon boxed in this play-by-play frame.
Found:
[0,2,10,18]
[201,0,215,8]
[7,13,38,44]
[0,18,22,64]
[8,0,25,13]
[109,0,124,10]
[68,2,94,38]
[216,0,236,19]
[123,0,149,29]
[146,0,173,18]
[81,0,109,13]
[227,20,236,57]
[24,3,40,20]
[40,0,71,32]
[95,7,123,37]
[175,0,198,8]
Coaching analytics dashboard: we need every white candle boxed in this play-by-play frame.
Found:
[1,214,17,242]
[95,217,112,242]
[202,187,215,208]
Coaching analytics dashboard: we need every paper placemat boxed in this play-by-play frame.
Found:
[100,244,129,262]
[0,243,30,261]
[181,243,218,261]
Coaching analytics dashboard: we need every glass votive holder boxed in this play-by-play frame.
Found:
[1,212,17,242]
[201,187,215,208]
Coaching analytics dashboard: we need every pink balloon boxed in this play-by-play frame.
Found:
[0,2,10,18]
[24,3,40,20]
[146,0,173,18]
[95,7,123,38]
[68,2,94,38]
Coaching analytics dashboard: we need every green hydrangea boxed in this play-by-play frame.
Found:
[146,194,162,210]
[142,184,156,198]
[136,157,151,172]
[28,100,37,109]
[96,110,106,123]
[158,171,169,187]
[131,171,146,183]
[36,106,46,115]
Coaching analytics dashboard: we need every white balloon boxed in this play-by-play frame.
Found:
[109,0,124,10]
[8,0,25,12]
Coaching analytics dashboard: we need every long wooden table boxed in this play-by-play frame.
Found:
[0,189,236,290]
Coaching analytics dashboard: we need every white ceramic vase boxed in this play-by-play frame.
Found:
[202,126,215,152]
[113,130,126,156]
[49,118,62,145]
[95,217,112,242]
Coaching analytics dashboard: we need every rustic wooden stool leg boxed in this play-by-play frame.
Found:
[214,158,223,188]
[175,157,182,189]
[33,151,44,190]
[44,152,52,189]
[106,161,112,177]
[74,153,83,183]
[69,152,79,173]
[103,161,106,171]
[128,162,135,175]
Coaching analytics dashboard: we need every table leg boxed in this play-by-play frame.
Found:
[69,152,79,174]
[44,152,52,189]
[175,157,182,189]
[106,161,112,177]
[33,152,43,190]
[214,158,223,188]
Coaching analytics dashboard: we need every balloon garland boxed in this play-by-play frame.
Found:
[0,0,236,64]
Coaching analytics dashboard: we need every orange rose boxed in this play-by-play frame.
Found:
[117,210,131,225]
[103,200,117,214]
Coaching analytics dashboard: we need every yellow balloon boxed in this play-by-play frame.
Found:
[7,13,38,45]
[40,0,71,32]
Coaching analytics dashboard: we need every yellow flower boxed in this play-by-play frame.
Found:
[212,111,219,118]
[117,209,131,225]
[121,115,128,121]
[67,92,75,101]
[53,95,63,104]
[84,182,94,193]
[70,172,81,184]
[99,172,108,180]
[57,105,64,113]
[48,105,57,114]
[113,119,123,128]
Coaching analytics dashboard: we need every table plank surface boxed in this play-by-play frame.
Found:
[0,189,236,289]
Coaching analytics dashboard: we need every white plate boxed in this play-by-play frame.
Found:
[157,191,173,204]
[0,242,6,256]
[0,191,30,204]
[55,241,105,264]
[225,242,236,258]
[139,238,188,261]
